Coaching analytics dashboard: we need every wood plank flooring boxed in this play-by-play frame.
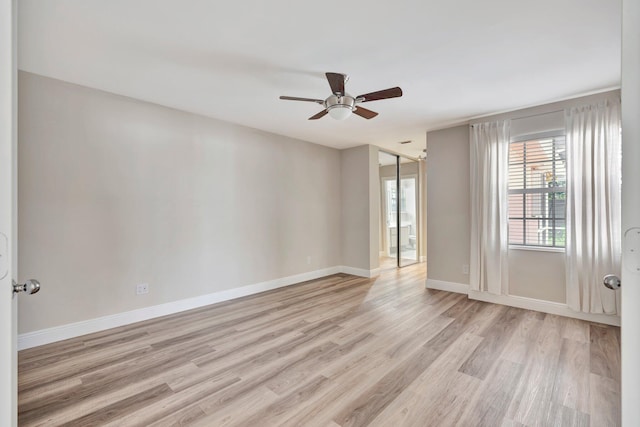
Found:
[18,264,621,426]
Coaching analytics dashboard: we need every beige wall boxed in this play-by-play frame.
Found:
[368,146,381,270]
[340,145,379,272]
[426,124,565,300]
[17,72,345,333]
[426,125,471,285]
[426,90,620,304]
[508,249,565,302]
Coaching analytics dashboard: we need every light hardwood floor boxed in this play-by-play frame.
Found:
[18,264,621,426]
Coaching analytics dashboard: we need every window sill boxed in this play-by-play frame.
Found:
[509,245,565,254]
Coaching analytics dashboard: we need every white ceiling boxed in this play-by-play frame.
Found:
[18,0,621,158]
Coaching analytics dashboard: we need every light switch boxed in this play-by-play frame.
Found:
[624,227,640,273]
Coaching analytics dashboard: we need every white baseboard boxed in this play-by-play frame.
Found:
[339,266,381,278]
[18,265,382,350]
[18,266,345,350]
[468,290,620,327]
[27,265,615,352]
[425,279,470,294]
[425,279,619,326]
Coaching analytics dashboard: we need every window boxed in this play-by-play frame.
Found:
[508,134,566,248]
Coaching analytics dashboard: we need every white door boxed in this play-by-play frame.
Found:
[621,0,640,423]
[0,0,17,425]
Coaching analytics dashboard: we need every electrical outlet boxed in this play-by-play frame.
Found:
[136,283,149,295]
[306,256,312,265]
[462,264,470,275]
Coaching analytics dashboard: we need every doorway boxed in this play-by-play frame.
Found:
[378,150,420,269]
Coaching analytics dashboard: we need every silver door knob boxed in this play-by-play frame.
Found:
[603,275,621,290]
[13,279,41,295]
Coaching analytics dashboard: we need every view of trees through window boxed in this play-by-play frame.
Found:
[508,135,566,248]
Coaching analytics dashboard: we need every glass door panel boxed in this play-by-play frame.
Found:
[399,158,419,267]
[378,151,398,269]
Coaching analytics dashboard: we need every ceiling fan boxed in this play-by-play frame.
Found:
[279,72,403,121]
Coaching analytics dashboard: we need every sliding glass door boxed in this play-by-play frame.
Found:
[379,150,420,268]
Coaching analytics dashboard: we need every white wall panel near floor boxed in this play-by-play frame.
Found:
[0,1,17,425]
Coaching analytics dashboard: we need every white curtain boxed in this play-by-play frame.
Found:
[565,99,622,314]
[470,120,510,295]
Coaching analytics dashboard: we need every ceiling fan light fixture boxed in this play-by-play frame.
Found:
[327,105,353,120]
[325,94,355,120]
[279,73,402,121]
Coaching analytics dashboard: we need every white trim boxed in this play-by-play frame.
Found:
[24,266,616,352]
[340,266,381,278]
[424,279,620,326]
[420,256,427,262]
[468,290,620,326]
[425,279,470,294]
[370,268,381,277]
[17,265,382,350]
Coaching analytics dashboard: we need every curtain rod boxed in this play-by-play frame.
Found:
[470,91,620,127]
[510,109,565,120]
[470,109,565,127]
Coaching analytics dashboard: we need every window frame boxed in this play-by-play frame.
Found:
[508,130,567,251]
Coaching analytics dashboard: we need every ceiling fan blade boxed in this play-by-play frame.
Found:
[353,106,379,119]
[325,72,346,95]
[280,96,324,104]
[308,110,328,120]
[356,87,403,102]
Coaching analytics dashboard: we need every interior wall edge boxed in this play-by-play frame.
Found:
[425,279,469,294]
[340,265,380,278]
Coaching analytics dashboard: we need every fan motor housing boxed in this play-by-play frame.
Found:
[325,94,356,112]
